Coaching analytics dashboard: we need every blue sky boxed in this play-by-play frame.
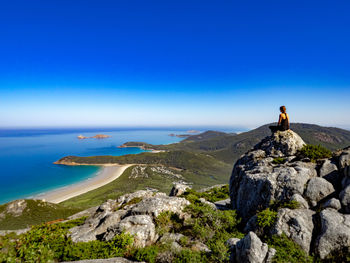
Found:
[0,0,349,129]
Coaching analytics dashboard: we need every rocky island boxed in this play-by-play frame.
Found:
[77,134,111,139]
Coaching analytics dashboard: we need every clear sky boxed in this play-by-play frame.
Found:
[0,0,349,129]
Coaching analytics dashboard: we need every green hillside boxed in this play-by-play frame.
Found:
[0,200,79,230]
[150,123,350,164]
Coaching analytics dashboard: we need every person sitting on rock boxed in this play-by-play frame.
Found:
[269,106,290,133]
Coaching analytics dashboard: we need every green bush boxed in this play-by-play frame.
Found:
[257,208,277,229]
[267,234,313,263]
[298,144,332,162]
[133,245,159,263]
[270,200,300,210]
[119,197,143,209]
[182,202,243,262]
[0,218,133,262]
[154,211,183,236]
[180,185,230,203]
[272,157,286,164]
[173,249,206,263]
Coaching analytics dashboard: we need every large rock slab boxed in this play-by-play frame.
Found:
[314,208,350,259]
[69,191,190,246]
[130,195,190,218]
[304,177,335,206]
[103,215,157,248]
[254,130,305,157]
[230,162,315,221]
[319,159,339,187]
[271,208,315,253]
[340,185,350,213]
[70,210,127,242]
[234,232,275,263]
[169,183,191,197]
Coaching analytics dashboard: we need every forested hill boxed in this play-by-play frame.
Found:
[150,123,350,163]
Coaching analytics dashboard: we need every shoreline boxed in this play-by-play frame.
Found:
[33,164,133,204]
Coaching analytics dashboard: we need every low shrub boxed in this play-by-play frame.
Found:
[173,249,206,263]
[0,218,133,262]
[180,185,229,203]
[257,208,277,229]
[272,157,286,164]
[270,200,300,210]
[267,234,313,263]
[120,197,143,209]
[154,211,183,236]
[298,144,332,162]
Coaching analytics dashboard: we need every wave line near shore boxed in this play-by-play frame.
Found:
[33,164,133,204]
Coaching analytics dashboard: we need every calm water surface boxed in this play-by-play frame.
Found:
[0,128,188,204]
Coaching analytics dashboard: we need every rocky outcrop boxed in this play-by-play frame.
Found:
[1,200,27,217]
[229,130,314,221]
[169,183,191,197]
[253,129,305,157]
[319,159,339,186]
[304,177,335,207]
[314,208,350,259]
[271,208,315,253]
[340,185,350,213]
[229,129,350,259]
[231,232,275,263]
[69,190,189,247]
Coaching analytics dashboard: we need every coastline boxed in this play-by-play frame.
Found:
[33,164,133,204]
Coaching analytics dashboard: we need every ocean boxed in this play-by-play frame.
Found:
[0,127,241,204]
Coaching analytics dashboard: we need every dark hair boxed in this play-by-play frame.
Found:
[280,106,286,113]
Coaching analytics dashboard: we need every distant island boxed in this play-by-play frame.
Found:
[77,134,111,140]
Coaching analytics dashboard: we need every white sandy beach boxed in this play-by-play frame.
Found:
[34,164,133,204]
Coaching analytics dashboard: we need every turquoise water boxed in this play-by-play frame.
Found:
[0,128,190,204]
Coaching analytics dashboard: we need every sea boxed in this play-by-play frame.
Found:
[0,127,242,205]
